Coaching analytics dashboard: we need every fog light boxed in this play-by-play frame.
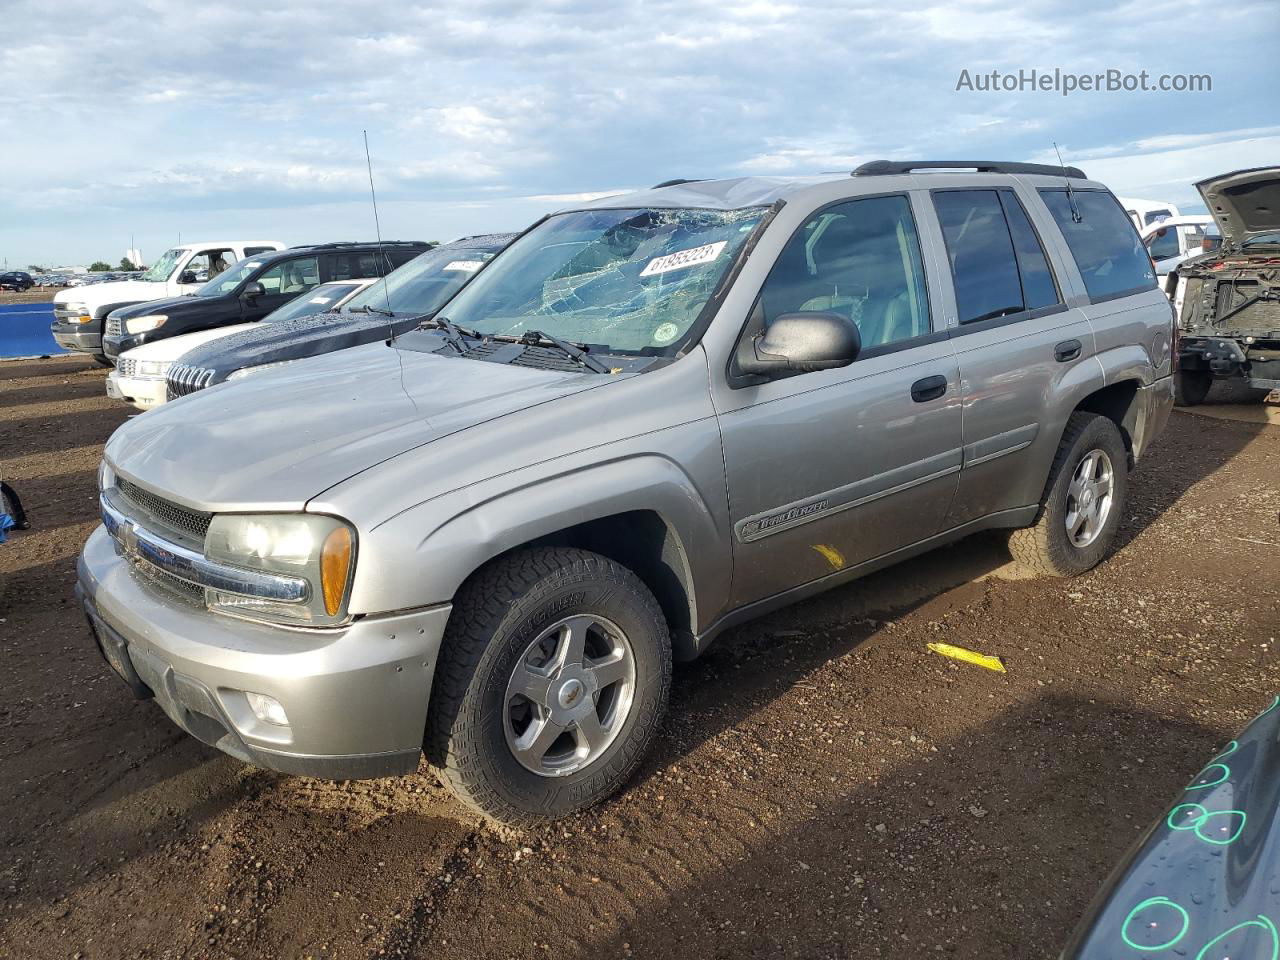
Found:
[245,692,289,726]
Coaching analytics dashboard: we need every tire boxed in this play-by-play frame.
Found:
[1175,370,1211,406]
[426,547,672,826]
[92,354,113,367]
[1008,412,1129,578]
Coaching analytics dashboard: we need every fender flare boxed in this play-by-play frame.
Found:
[350,453,732,636]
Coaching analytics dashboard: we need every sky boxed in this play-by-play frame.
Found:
[1,0,1276,268]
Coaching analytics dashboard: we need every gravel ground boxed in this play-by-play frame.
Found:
[1,357,1277,960]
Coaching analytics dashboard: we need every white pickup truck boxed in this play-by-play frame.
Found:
[51,240,284,363]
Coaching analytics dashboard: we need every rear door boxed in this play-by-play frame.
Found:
[716,192,963,607]
[932,186,1096,526]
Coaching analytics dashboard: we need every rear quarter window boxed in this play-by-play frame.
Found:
[1039,190,1156,301]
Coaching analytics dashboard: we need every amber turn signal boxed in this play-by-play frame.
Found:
[319,525,354,616]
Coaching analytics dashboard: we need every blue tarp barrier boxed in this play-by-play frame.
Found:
[0,302,66,359]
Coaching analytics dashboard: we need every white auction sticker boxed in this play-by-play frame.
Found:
[639,241,727,277]
[443,260,484,273]
[308,296,333,304]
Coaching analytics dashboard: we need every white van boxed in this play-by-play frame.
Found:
[1116,197,1180,231]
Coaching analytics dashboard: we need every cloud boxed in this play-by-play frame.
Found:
[0,0,1274,262]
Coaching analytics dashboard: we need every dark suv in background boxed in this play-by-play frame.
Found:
[102,241,429,359]
[0,272,34,291]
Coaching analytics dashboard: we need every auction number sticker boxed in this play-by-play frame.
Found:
[640,241,727,277]
[443,260,484,273]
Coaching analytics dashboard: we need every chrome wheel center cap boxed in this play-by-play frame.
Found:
[1081,488,1095,509]
[557,678,585,709]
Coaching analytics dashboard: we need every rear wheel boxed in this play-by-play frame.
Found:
[426,547,671,826]
[1009,412,1129,578]
[1175,370,1211,406]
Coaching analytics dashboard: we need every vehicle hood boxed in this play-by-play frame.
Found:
[177,311,419,383]
[53,279,166,309]
[120,323,257,363]
[104,339,605,512]
[1062,695,1280,958]
[1196,167,1280,249]
[111,294,217,320]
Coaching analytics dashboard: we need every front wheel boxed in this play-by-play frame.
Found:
[1009,412,1129,578]
[91,354,113,367]
[426,547,672,826]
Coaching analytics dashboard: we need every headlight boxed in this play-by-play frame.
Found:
[137,360,170,377]
[125,314,167,333]
[65,303,91,323]
[97,460,115,493]
[227,360,295,381]
[204,513,356,625]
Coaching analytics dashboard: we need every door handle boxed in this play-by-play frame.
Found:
[910,374,948,403]
[1054,339,1082,362]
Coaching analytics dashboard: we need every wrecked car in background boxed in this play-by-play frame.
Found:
[1062,694,1280,959]
[1169,167,1280,406]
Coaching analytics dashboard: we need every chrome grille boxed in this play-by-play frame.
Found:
[116,357,137,377]
[133,559,206,606]
[106,316,123,336]
[116,477,211,540]
[166,364,215,400]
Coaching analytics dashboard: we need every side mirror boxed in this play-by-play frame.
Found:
[737,311,861,379]
[178,270,199,284]
[241,281,266,301]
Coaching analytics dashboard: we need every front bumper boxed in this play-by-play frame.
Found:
[50,322,102,354]
[106,372,165,410]
[78,525,449,779]
[103,331,151,358]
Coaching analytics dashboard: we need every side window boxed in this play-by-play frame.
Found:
[330,253,381,281]
[389,248,424,268]
[758,194,931,349]
[1146,225,1181,260]
[999,192,1060,310]
[933,190,1025,324]
[257,257,320,295]
[243,246,276,258]
[184,248,235,282]
[1040,190,1156,301]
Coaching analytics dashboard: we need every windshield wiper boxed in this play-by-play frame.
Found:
[360,304,395,318]
[419,316,482,354]
[511,329,610,374]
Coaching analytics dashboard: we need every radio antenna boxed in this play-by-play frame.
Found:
[363,130,396,332]
[1053,141,1082,223]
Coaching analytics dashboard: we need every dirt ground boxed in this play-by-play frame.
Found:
[0,290,64,306]
[1,357,1277,960]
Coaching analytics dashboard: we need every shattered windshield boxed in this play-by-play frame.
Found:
[439,206,767,354]
[345,244,504,317]
[141,248,183,282]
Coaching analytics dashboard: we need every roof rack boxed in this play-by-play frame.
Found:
[286,240,431,250]
[852,160,1087,179]
[651,178,706,189]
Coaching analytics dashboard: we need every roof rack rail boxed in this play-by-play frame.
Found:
[287,240,430,250]
[852,160,1087,179]
[651,178,706,189]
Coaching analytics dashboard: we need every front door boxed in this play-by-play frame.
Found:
[715,193,964,609]
[245,255,322,320]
